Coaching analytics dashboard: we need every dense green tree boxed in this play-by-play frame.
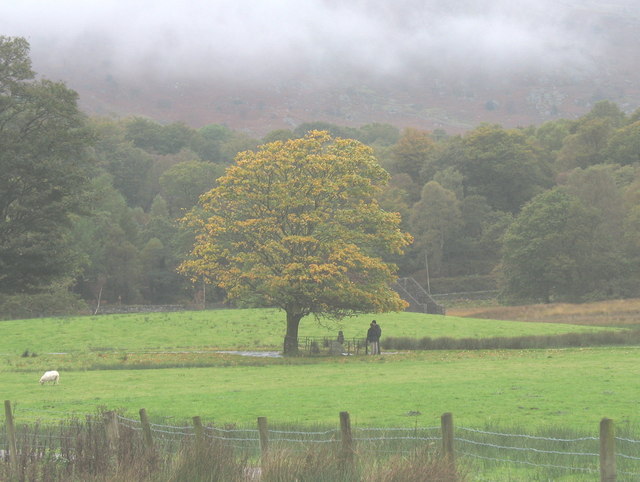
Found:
[140,237,172,303]
[500,188,599,303]
[124,118,193,155]
[139,195,193,303]
[218,131,259,164]
[159,160,226,216]
[90,117,158,208]
[583,100,626,127]
[161,122,194,155]
[556,118,614,170]
[101,142,154,208]
[71,174,143,304]
[443,196,507,276]
[606,121,640,165]
[189,124,231,162]
[628,107,640,124]
[455,124,551,213]
[391,128,436,183]
[475,207,513,274]
[533,119,572,160]
[0,36,32,87]
[123,117,164,152]
[0,36,94,294]
[140,196,174,246]
[292,122,360,140]
[554,101,627,171]
[358,123,401,146]
[378,175,412,230]
[261,128,295,144]
[459,195,493,238]
[622,176,640,296]
[433,167,464,200]
[409,181,462,276]
[563,166,629,298]
[427,135,465,183]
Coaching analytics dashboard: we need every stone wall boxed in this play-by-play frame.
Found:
[95,305,185,315]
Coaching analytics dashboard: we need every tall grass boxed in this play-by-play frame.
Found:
[0,415,463,482]
[0,416,158,481]
[383,328,640,351]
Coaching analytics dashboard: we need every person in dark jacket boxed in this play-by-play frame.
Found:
[366,320,381,355]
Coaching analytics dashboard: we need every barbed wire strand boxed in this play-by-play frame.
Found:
[459,426,599,442]
[456,437,599,457]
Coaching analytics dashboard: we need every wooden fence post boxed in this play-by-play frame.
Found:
[4,400,18,469]
[339,411,354,467]
[257,416,269,456]
[441,412,455,465]
[104,410,119,452]
[192,416,204,450]
[600,417,616,482]
[139,408,154,451]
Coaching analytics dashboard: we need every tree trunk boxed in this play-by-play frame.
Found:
[283,310,303,355]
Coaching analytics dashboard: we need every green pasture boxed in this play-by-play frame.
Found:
[0,308,612,354]
[3,347,639,435]
[0,308,635,436]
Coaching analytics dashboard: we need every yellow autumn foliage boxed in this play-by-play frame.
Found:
[179,131,412,351]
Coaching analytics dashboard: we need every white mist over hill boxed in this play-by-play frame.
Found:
[2,0,639,133]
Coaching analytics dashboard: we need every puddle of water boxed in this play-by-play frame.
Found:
[216,350,283,358]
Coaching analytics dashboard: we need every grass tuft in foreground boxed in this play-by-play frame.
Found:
[0,413,463,482]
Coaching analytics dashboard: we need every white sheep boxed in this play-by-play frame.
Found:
[39,370,60,385]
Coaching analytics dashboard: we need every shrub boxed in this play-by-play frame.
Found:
[0,290,89,320]
[383,329,640,351]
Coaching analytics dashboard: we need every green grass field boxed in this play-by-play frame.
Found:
[0,308,611,353]
[4,347,640,434]
[1,308,633,435]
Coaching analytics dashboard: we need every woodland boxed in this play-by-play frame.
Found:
[2,36,640,318]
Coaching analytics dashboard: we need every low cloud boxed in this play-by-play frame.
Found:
[0,0,616,86]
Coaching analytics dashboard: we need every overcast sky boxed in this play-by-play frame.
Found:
[3,0,631,87]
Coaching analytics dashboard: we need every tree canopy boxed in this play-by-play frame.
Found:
[0,36,94,294]
[501,188,601,303]
[2,38,640,317]
[180,131,412,354]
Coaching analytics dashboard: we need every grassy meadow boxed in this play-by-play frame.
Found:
[1,306,637,435]
[0,308,614,353]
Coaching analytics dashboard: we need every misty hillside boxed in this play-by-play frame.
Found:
[5,0,640,135]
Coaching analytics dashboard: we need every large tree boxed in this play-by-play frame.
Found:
[500,188,598,303]
[0,36,93,294]
[180,131,412,354]
[159,160,226,216]
[391,128,436,188]
[454,124,551,213]
[409,181,461,277]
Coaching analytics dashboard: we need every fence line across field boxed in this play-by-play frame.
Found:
[3,401,640,480]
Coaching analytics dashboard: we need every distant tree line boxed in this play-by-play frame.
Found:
[1,36,639,318]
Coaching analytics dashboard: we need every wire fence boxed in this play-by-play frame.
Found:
[3,406,640,480]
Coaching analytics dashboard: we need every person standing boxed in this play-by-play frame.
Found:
[367,320,382,355]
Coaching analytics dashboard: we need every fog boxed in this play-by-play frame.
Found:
[1,0,638,130]
[1,0,624,84]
